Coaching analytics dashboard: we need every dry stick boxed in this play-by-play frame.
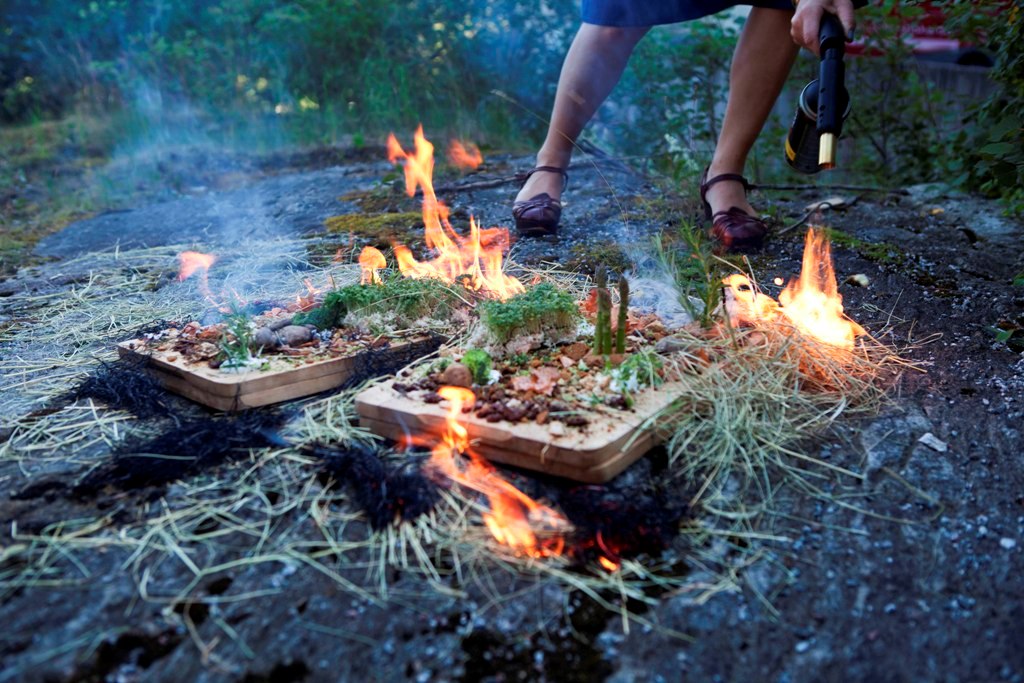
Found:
[616,276,629,355]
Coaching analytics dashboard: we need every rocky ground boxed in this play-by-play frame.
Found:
[1,148,1022,682]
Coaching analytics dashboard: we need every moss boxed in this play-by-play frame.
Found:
[323,212,423,238]
[565,242,631,276]
[462,348,492,385]
[295,276,463,329]
[338,183,411,213]
[823,228,903,265]
[479,283,580,344]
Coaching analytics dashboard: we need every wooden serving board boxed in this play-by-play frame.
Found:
[355,381,682,483]
[118,335,440,412]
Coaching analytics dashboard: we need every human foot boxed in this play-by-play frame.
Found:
[513,166,568,237]
[701,165,756,217]
[699,167,767,252]
[514,166,567,205]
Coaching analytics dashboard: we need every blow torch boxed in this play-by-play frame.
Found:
[785,3,865,173]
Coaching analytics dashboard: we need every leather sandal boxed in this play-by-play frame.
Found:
[512,166,568,237]
[699,167,768,252]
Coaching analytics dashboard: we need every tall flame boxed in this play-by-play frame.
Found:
[430,386,568,558]
[447,140,483,170]
[778,228,866,348]
[724,228,865,349]
[364,126,523,301]
[177,251,217,302]
[177,251,216,282]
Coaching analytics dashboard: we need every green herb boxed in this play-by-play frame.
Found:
[219,305,256,369]
[461,348,492,385]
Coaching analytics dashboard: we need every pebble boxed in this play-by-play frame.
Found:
[1000,538,1016,550]
[795,640,811,653]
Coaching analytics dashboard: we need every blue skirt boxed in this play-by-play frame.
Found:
[582,0,793,27]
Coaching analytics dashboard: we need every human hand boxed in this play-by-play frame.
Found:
[791,0,856,56]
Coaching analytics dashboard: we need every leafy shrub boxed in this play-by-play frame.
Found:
[944,3,1024,214]
[0,0,576,146]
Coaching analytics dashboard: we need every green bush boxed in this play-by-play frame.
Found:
[945,3,1024,214]
[0,0,576,145]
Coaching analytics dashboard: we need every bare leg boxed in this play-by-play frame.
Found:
[516,23,650,204]
[704,8,798,216]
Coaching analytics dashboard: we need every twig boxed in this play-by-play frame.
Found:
[432,176,521,193]
[776,196,864,236]
[755,183,908,194]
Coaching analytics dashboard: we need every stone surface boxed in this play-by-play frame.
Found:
[2,151,1024,682]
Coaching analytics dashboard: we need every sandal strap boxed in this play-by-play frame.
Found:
[701,172,754,193]
[516,165,569,191]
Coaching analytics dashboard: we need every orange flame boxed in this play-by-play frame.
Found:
[724,228,865,349]
[430,386,569,558]
[377,126,523,301]
[177,251,217,303]
[447,140,483,170]
[778,228,866,348]
[359,246,387,285]
[177,251,216,282]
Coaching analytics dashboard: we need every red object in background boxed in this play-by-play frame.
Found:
[847,2,995,66]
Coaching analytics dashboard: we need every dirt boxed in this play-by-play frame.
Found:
[1,150,1023,682]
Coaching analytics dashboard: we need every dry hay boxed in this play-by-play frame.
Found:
[0,244,923,651]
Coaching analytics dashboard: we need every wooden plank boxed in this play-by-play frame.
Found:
[355,381,681,483]
[119,335,440,411]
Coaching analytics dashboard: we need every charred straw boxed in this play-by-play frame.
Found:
[65,357,173,419]
[73,410,287,497]
[311,444,439,529]
[560,484,686,564]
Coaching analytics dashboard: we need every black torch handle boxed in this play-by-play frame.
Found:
[816,12,847,136]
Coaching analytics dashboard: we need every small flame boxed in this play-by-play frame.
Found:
[359,246,387,284]
[384,127,523,301]
[293,278,320,312]
[177,251,216,282]
[177,251,217,302]
[595,530,622,572]
[724,228,865,349]
[430,386,569,558]
[447,140,483,170]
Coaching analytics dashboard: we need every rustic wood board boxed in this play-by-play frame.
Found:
[118,335,440,411]
[355,381,682,483]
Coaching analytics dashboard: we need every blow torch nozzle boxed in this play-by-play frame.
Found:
[784,4,864,174]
